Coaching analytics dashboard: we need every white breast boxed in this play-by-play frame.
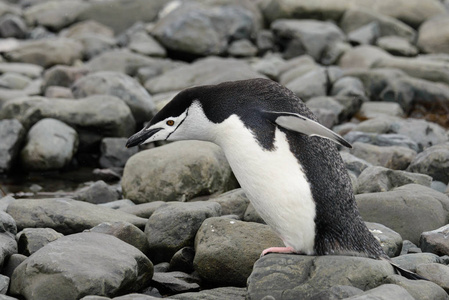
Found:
[213,115,316,254]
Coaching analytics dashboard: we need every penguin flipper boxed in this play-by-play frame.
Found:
[389,261,429,281]
[262,111,352,148]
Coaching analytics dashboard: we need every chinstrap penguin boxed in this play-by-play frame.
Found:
[127,78,424,280]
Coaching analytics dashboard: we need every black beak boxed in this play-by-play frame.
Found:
[126,128,163,148]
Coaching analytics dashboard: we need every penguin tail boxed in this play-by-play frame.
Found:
[389,262,428,281]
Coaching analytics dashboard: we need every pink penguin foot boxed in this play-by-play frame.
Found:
[261,246,296,257]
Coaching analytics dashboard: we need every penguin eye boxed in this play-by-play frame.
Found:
[166,120,175,126]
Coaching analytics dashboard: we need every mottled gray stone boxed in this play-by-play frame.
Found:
[347,22,379,45]
[366,222,402,257]
[169,247,195,273]
[118,201,165,219]
[358,102,404,119]
[17,228,63,256]
[0,119,25,173]
[169,287,247,300]
[392,253,445,272]
[344,132,418,152]
[350,142,416,170]
[0,72,31,90]
[0,210,17,269]
[384,274,448,300]
[417,14,449,54]
[420,224,449,256]
[344,284,414,300]
[0,14,27,39]
[128,31,166,57]
[340,152,372,177]
[42,65,89,90]
[376,36,418,56]
[100,138,138,168]
[285,67,328,101]
[74,181,119,204]
[339,45,391,69]
[208,188,249,220]
[407,143,449,184]
[416,263,449,292]
[227,39,258,57]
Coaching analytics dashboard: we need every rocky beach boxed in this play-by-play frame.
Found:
[1,0,449,299]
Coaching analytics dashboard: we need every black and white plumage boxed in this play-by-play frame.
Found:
[127,78,423,279]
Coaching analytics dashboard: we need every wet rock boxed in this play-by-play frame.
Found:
[0,119,25,173]
[145,202,221,263]
[100,138,138,168]
[42,65,89,90]
[345,284,414,300]
[152,2,261,57]
[0,95,136,139]
[384,274,448,300]
[21,118,78,171]
[128,31,166,57]
[285,67,328,101]
[17,228,63,256]
[350,142,416,170]
[170,286,246,300]
[208,189,249,220]
[376,36,418,56]
[0,14,27,39]
[144,57,265,94]
[0,211,17,269]
[169,247,195,273]
[420,224,449,256]
[247,254,394,300]
[4,38,83,68]
[340,8,416,42]
[10,232,153,300]
[89,221,150,256]
[194,217,283,286]
[357,166,432,194]
[366,222,402,257]
[271,19,345,61]
[122,141,237,203]
[118,201,165,219]
[86,49,183,76]
[72,71,156,124]
[23,0,90,31]
[407,143,449,184]
[356,184,449,244]
[73,181,119,204]
[152,271,200,295]
[7,198,147,234]
[347,22,379,45]
[344,132,418,152]
[227,39,258,57]
[417,14,449,54]
[416,263,449,292]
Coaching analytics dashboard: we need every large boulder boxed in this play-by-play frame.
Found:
[20,118,78,171]
[10,232,153,300]
[0,119,25,173]
[122,141,237,204]
[417,14,449,54]
[356,184,449,244]
[0,211,17,269]
[6,198,147,234]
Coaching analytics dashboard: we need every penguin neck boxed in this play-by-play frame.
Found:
[213,115,317,254]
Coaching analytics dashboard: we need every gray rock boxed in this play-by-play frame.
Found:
[309,285,363,300]
[72,71,156,124]
[118,201,165,219]
[0,14,27,39]
[285,67,328,101]
[0,62,43,79]
[376,36,418,56]
[42,65,89,90]
[98,199,135,210]
[345,284,414,300]
[20,118,78,171]
[152,2,261,57]
[44,86,74,99]
[100,138,138,168]
[401,240,423,255]
[330,76,367,101]
[366,222,402,257]
[89,221,150,256]
[227,39,258,57]
[309,107,338,129]
[420,224,449,256]
[208,189,249,220]
[340,152,372,176]
[61,20,114,39]
[392,253,445,272]
[0,210,17,269]
[306,97,345,124]
[74,181,119,204]
[384,274,449,300]
[17,228,63,256]
[344,131,418,151]
[407,143,449,184]
[356,184,449,244]
[431,181,448,193]
[112,294,160,300]
[152,271,200,295]
[0,119,25,173]
[0,195,15,212]
[256,30,275,55]
[4,38,83,68]
[169,247,195,273]
[23,0,90,31]
[122,141,237,203]
[144,57,265,94]
[243,202,265,224]
[10,232,153,300]
[350,142,416,170]
[0,95,136,142]
[0,72,31,90]
[416,263,449,292]
[194,217,283,286]
[0,274,8,294]
[339,45,391,69]
[340,8,416,42]
[7,198,147,234]
[86,49,184,76]
[146,202,221,263]
[128,31,166,57]
[357,166,432,194]
[417,14,449,54]
[169,286,246,300]
[271,19,345,61]
[358,102,405,119]
[247,254,395,300]
[250,53,286,81]
[347,22,379,45]
[2,253,26,279]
